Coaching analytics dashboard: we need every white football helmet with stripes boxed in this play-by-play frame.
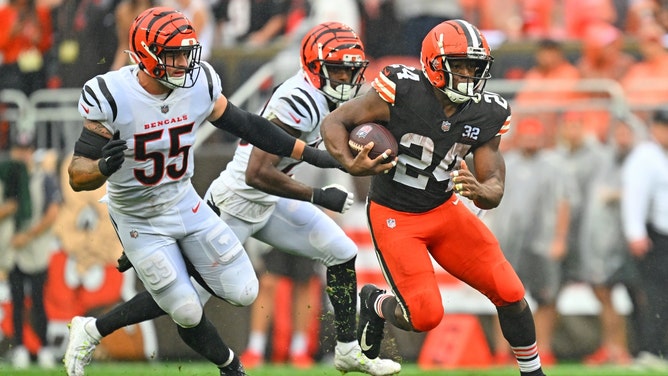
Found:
[420,19,493,103]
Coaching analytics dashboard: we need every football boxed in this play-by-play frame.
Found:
[348,123,398,160]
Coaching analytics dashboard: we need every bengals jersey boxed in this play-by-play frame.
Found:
[78,62,222,216]
[208,71,330,221]
[370,64,511,213]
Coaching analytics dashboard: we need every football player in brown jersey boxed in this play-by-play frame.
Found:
[321,19,547,376]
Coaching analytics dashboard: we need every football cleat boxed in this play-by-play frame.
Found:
[64,316,100,376]
[219,361,248,376]
[334,342,401,376]
[357,284,387,359]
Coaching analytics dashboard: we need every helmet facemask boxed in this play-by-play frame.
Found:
[319,59,368,103]
[136,41,202,89]
[433,54,491,103]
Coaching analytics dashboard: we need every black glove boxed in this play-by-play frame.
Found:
[301,146,343,169]
[311,184,354,213]
[98,130,127,176]
[116,251,133,273]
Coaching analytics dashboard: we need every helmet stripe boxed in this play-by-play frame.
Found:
[452,19,481,49]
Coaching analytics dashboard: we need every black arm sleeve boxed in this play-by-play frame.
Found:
[73,127,108,159]
[210,101,297,158]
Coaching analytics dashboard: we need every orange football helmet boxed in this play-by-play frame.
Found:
[129,7,202,89]
[421,19,493,103]
[300,22,368,103]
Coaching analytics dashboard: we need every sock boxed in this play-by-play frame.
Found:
[374,293,392,319]
[84,320,102,341]
[497,300,543,374]
[177,313,231,365]
[326,257,357,343]
[247,331,266,354]
[96,291,166,337]
[290,332,308,355]
[336,340,356,353]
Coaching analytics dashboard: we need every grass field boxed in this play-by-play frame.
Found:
[1,362,666,375]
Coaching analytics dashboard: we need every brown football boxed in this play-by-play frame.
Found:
[348,123,398,160]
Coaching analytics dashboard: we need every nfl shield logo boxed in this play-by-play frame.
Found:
[130,230,139,239]
[386,218,396,229]
[441,121,451,132]
[161,105,169,114]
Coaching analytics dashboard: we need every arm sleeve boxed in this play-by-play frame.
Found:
[210,101,298,158]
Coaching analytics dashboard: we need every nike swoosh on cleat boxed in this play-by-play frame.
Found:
[192,202,201,213]
[360,323,373,351]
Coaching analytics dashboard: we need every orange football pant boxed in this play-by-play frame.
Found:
[367,194,525,332]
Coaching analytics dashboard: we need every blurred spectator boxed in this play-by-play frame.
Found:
[359,0,402,58]
[240,246,322,369]
[48,0,117,88]
[621,109,668,371]
[555,111,607,283]
[309,0,360,33]
[562,0,617,39]
[0,138,31,282]
[620,21,668,121]
[7,134,62,369]
[485,117,572,366]
[393,0,463,56]
[111,0,156,70]
[513,39,581,143]
[218,0,292,47]
[578,120,640,366]
[0,0,53,94]
[576,21,636,141]
[165,0,216,59]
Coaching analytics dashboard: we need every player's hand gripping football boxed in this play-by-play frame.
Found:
[347,142,397,176]
[311,184,354,213]
[98,130,127,176]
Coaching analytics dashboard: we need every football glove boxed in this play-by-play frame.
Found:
[98,130,127,176]
[311,184,354,213]
[116,251,133,273]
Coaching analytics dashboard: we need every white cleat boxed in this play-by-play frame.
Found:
[11,345,30,369]
[64,316,100,376]
[334,343,401,376]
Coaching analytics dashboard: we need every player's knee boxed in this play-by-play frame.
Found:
[408,291,444,332]
[226,277,259,307]
[321,238,357,267]
[490,261,525,305]
[171,301,203,328]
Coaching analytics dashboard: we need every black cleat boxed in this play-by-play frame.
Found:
[219,357,248,376]
[357,284,386,359]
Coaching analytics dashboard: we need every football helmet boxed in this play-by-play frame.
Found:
[421,19,493,103]
[300,22,368,103]
[129,7,202,89]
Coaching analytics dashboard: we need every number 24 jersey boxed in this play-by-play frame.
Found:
[369,64,512,213]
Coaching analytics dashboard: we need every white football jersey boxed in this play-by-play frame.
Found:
[210,71,331,209]
[78,62,223,216]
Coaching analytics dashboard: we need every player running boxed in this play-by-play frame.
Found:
[321,19,547,376]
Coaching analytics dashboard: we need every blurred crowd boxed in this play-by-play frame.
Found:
[0,0,667,91]
[1,0,668,372]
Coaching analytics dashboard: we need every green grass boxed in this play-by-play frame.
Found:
[1,362,666,375]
